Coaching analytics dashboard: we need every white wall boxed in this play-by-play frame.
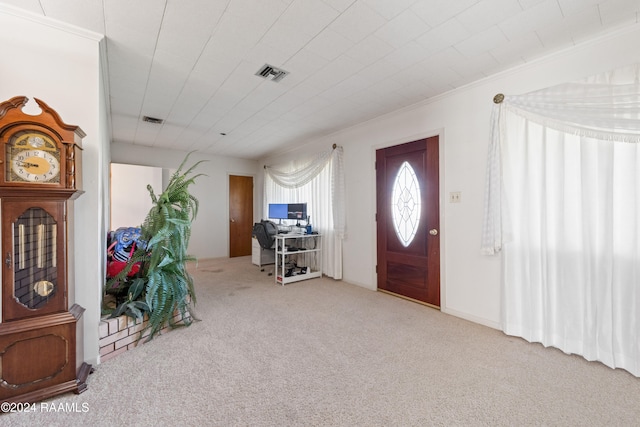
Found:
[110,143,259,259]
[0,8,106,364]
[261,23,640,329]
[110,163,163,230]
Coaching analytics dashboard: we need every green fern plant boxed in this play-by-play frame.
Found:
[104,152,205,340]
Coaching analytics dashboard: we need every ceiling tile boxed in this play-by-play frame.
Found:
[279,96,333,121]
[260,23,317,58]
[448,51,500,78]
[426,47,468,71]
[498,0,563,40]
[135,121,164,146]
[304,55,365,92]
[305,28,354,61]
[560,5,608,42]
[183,128,218,151]
[274,83,323,108]
[410,0,478,28]
[153,0,225,58]
[415,18,473,56]
[599,0,640,25]
[111,115,140,142]
[517,0,548,9]
[490,31,545,64]
[534,20,574,48]
[454,26,509,58]
[226,0,289,16]
[455,0,523,34]
[374,9,431,48]
[362,0,415,20]
[328,1,388,43]
[364,76,406,98]
[210,11,276,54]
[384,41,435,69]
[321,0,357,13]
[394,80,434,104]
[235,82,292,114]
[214,110,256,133]
[222,61,265,94]
[284,48,330,81]
[320,72,374,101]
[192,41,245,81]
[277,0,340,36]
[418,61,462,89]
[108,89,146,118]
[246,41,298,71]
[166,81,213,125]
[392,61,431,84]
[153,123,185,147]
[104,0,164,46]
[0,0,41,13]
[556,0,602,16]
[344,34,395,65]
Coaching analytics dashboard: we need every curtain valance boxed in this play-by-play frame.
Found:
[264,146,345,236]
[264,148,333,188]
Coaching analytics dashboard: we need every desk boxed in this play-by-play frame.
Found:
[251,236,275,267]
[274,233,322,285]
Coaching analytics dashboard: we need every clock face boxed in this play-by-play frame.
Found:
[6,131,61,184]
[12,149,60,182]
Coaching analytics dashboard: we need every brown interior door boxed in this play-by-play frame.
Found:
[376,136,440,307]
[229,175,253,257]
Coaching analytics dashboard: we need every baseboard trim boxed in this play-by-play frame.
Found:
[376,289,502,331]
[440,307,501,330]
[377,289,440,310]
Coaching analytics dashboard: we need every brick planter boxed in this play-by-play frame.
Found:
[99,310,191,362]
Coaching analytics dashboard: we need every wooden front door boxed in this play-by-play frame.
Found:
[229,175,253,257]
[376,136,440,307]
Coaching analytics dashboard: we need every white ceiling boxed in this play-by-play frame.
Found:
[2,0,639,160]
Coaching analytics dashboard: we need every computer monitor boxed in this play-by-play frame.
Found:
[287,203,307,220]
[268,203,288,220]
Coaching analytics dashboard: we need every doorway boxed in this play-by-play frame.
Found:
[229,175,253,257]
[376,136,440,307]
[110,163,163,230]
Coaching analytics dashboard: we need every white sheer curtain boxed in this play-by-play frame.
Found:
[482,64,640,376]
[264,146,345,279]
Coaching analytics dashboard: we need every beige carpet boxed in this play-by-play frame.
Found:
[3,256,640,426]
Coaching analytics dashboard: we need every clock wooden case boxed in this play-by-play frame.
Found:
[0,96,90,403]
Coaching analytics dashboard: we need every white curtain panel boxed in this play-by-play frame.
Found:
[264,146,345,279]
[482,63,640,376]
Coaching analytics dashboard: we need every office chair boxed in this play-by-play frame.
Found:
[252,220,278,275]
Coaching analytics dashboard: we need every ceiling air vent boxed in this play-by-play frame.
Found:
[255,64,289,82]
[142,116,164,124]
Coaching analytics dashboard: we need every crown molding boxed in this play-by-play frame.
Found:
[0,3,103,42]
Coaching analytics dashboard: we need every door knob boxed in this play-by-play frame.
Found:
[230,218,235,223]
[429,229,438,236]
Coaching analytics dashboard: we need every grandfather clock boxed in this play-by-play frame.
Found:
[0,96,90,403]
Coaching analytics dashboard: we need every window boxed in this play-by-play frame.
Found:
[391,161,420,247]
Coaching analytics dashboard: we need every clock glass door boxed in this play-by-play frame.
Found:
[2,201,66,321]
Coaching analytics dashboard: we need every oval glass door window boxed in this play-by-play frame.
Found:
[391,161,421,247]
